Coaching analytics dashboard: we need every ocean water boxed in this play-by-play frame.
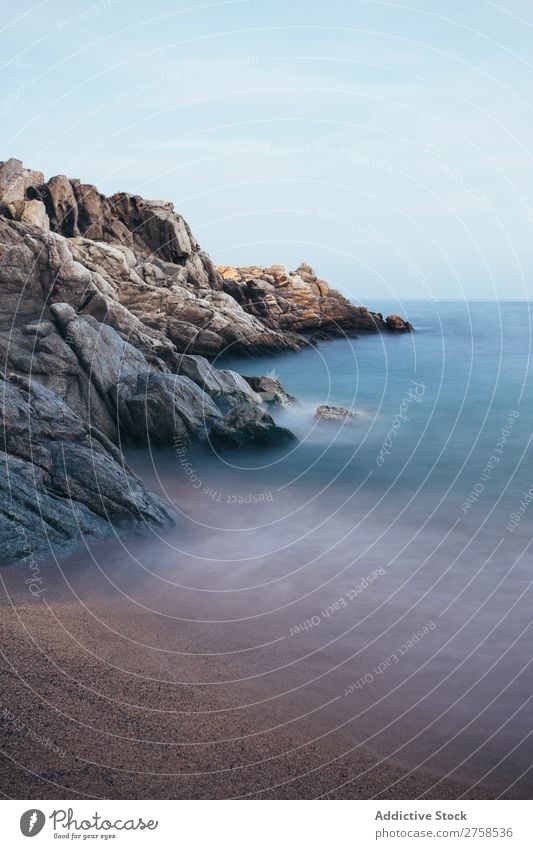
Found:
[29,301,533,795]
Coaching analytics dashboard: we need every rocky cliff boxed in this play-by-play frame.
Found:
[0,157,411,563]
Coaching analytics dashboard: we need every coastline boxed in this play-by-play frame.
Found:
[2,305,533,802]
[3,0,533,834]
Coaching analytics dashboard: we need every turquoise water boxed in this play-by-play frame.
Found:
[220,300,533,512]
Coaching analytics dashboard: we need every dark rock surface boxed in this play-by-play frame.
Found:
[218,264,411,335]
[0,374,173,563]
[210,403,296,450]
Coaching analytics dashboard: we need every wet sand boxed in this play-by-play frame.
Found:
[0,563,513,800]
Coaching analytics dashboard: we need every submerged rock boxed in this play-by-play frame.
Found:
[113,371,222,445]
[210,403,297,450]
[315,404,357,424]
[242,375,297,407]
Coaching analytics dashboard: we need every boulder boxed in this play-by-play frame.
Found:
[39,174,80,236]
[0,374,173,564]
[2,198,50,230]
[0,157,413,564]
[218,263,386,334]
[0,158,25,203]
[210,402,296,450]
[20,199,49,230]
[315,404,357,424]
[47,303,159,440]
[386,314,412,332]
[0,159,42,206]
[113,371,222,445]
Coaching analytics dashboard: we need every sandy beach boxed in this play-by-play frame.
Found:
[0,552,513,801]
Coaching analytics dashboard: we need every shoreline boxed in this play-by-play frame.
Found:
[3,310,533,803]
[0,557,516,801]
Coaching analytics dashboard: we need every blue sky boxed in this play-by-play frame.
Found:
[3,0,533,302]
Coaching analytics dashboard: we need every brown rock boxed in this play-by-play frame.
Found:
[217,263,389,334]
[20,199,49,230]
[386,314,412,332]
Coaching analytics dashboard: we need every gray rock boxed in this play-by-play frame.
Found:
[2,198,49,230]
[176,354,261,411]
[0,374,173,564]
[28,175,303,356]
[315,404,357,424]
[3,160,411,360]
[0,157,412,565]
[0,450,110,565]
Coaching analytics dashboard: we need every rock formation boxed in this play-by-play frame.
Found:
[385,314,412,332]
[210,403,296,450]
[0,157,411,563]
[217,263,408,336]
[0,373,173,563]
[242,375,297,407]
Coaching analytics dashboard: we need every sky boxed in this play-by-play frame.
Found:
[3,0,533,303]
